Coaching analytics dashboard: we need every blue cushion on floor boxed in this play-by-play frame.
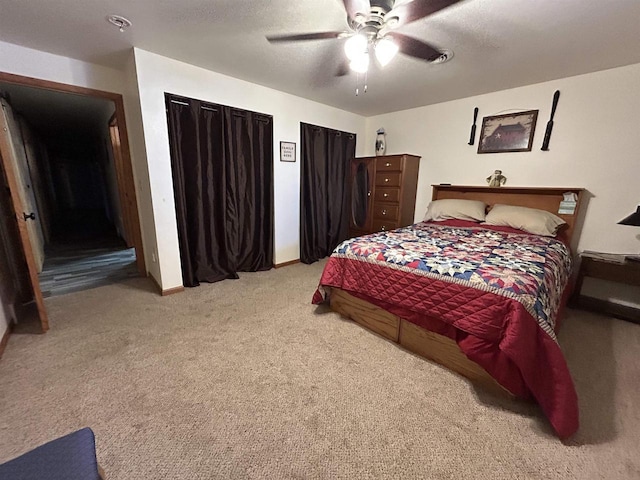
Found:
[0,427,100,480]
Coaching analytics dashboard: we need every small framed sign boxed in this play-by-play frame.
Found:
[280,141,296,162]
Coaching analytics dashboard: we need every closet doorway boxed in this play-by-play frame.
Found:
[165,94,274,287]
[299,123,356,264]
[0,72,144,332]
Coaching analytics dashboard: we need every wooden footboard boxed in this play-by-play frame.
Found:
[326,287,515,398]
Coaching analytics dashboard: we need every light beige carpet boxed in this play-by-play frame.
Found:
[0,261,638,479]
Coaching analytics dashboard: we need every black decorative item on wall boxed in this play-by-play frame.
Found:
[541,90,560,151]
[618,205,640,262]
[468,107,478,145]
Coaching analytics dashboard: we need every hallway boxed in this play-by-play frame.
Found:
[0,81,143,299]
[38,209,137,298]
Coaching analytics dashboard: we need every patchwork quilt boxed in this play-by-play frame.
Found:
[313,221,579,438]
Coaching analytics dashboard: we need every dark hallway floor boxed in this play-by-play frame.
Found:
[38,209,138,298]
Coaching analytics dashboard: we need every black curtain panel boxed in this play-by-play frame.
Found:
[300,122,356,264]
[166,94,273,287]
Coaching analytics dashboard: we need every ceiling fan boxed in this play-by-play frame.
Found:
[266,0,461,75]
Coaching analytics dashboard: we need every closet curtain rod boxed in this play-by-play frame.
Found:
[170,98,271,123]
[312,127,354,138]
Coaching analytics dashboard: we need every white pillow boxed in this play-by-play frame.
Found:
[423,199,487,222]
[484,204,566,236]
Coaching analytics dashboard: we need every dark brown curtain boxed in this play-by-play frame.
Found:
[166,94,273,287]
[300,123,356,264]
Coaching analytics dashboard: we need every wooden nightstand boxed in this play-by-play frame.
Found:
[572,253,640,323]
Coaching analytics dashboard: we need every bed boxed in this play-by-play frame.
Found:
[312,185,585,438]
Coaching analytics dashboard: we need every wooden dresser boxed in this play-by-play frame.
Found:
[349,154,420,237]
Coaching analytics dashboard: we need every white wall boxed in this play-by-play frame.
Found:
[123,53,160,283]
[0,41,125,94]
[133,48,367,290]
[365,62,640,306]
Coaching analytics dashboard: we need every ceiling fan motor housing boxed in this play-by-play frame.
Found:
[370,0,395,13]
[349,0,401,40]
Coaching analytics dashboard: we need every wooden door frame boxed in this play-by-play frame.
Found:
[0,71,146,277]
[108,113,134,248]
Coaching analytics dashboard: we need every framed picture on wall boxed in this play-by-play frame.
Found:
[280,141,296,162]
[477,110,538,154]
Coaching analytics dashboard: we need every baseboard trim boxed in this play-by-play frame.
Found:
[161,286,185,296]
[274,259,300,269]
[0,322,13,359]
[149,275,185,297]
[576,295,640,324]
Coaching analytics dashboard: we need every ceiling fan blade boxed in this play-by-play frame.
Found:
[392,33,443,62]
[342,0,371,20]
[266,32,345,43]
[391,0,463,26]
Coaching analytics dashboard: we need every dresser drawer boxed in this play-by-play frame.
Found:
[375,172,401,187]
[372,219,399,233]
[374,187,400,203]
[375,156,403,172]
[373,203,399,221]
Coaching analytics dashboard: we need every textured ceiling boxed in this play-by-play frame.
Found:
[1,0,639,116]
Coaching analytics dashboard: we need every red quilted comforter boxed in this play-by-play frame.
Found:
[312,220,578,438]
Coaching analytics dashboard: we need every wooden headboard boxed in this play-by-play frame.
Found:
[432,185,585,245]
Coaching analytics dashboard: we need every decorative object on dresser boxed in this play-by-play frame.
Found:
[477,110,538,154]
[468,107,479,145]
[572,252,640,324]
[375,128,386,156]
[349,154,420,237]
[618,206,640,262]
[541,90,560,151]
[486,169,507,187]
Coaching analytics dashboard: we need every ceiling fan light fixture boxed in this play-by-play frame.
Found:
[349,52,370,73]
[375,37,399,67]
[344,34,368,61]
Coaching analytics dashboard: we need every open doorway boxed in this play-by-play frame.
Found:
[0,79,144,299]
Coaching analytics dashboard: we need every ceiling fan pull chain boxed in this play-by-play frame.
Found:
[364,70,368,93]
[355,72,359,96]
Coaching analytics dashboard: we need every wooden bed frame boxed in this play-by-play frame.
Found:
[327,185,585,397]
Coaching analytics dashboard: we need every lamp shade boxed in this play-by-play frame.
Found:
[618,206,640,226]
[375,37,399,67]
[349,51,369,73]
[344,34,367,61]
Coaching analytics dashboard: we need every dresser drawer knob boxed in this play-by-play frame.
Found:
[367,191,371,197]
[382,209,387,215]
[383,193,388,197]
[385,162,391,167]
[381,226,386,231]
[384,178,389,183]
